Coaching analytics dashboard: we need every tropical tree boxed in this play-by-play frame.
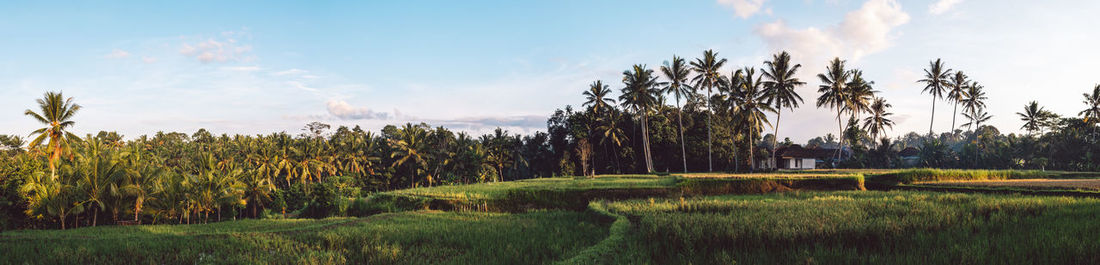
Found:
[1080,84,1100,123]
[862,97,895,143]
[690,50,727,172]
[960,82,988,131]
[582,81,615,116]
[947,71,971,131]
[845,69,876,122]
[71,136,126,226]
[816,58,852,161]
[961,109,992,130]
[25,92,83,176]
[389,124,429,187]
[1017,101,1050,135]
[20,171,82,229]
[729,67,775,172]
[659,56,694,172]
[761,51,804,170]
[120,146,166,223]
[620,64,659,173]
[918,59,953,134]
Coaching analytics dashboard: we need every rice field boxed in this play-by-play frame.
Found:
[921,179,1100,191]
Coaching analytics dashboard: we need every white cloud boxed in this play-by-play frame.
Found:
[179,37,252,63]
[104,49,130,59]
[142,56,158,64]
[929,0,963,15]
[755,0,910,62]
[718,0,768,19]
[220,66,262,72]
[326,99,392,120]
[273,68,307,76]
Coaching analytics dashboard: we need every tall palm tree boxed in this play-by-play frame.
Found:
[620,64,659,173]
[961,109,992,129]
[660,55,694,172]
[816,58,852,162]
[389,123,429,187]
[121,146,166,223]
[582,81,615,115]
[960,82,988,131]
[1017,101,1047,136]
[845,69,876,122]
[918,59,953,134]
[730,67,775,172]
[596,111,628,173]
[947,71,971,132]
[1080,84,1100,123]
[761,51,804,170]
[690,50,727,172]
[862,97,895,143]
[72,136,126,226]
[25,92,83,176]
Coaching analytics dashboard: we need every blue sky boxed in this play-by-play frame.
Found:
[3,0,1100,142]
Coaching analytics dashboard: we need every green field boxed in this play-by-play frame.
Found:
[5,169,1100,264]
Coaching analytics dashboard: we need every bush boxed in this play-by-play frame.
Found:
[346,197,383,217]
[301,183,344,218]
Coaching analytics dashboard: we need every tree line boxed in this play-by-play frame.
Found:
[3,50,1100,230]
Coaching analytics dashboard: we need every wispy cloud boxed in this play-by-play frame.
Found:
[929,0,963,15]
[717,0,768,19]
[325,99,393,120]
[179,32,253,64]
[754,0,910,63]
[104,49,130,59]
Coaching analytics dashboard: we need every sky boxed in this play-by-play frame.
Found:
[2,0,1100,143]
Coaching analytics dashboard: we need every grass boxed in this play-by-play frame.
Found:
[602,191,1100,264]
[0,210,609,265]
[868,168,1100,185]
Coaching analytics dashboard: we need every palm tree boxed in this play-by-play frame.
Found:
[862,97,895,143]
[583,81,615,115]
[121,146,166,223]
[690,50,727,172]
[389,123,429,187]
[20,171,81,229]
[918,59,953,134]
[730,67,775,172]
[72,136,126,226]
[947,71,971,132]
[761,51,804,170]
[620,64,659,173]
[961,109,992,129]
[596,111,628,173]
[816,58,852,162]
[25,92,83,176]
[660,55,694,172]
[1080,84,1100,123]
[960,82,988,131]
[1017,101,1048,135]
[845,69,876,122]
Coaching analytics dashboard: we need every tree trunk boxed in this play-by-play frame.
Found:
[951,101,958,133]
[835,110,845,165]
[706,88,714,172]
[641,110,654,173]
[677,99,688,173]
[929,96,937,134]
[135,199,142,223]
[772,110,782,170]
[59,210,66,230]
[92,207,98,227]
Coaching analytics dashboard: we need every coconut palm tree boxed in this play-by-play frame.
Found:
[918,59,953,134]
[761,51,804,170]
[660,55,694,172]
[620,64,659,173]
[121,146,166,223]
[862,97,895,143]
[25,92,83,176]
[845,69,876,122]
[961,109,992,129]
[389,123,429,187]
[816,58,852,162]
[1080,84,1100,123]
[1017,101,1048,136]
[72,136,126,226]
[730,67,775,172]
[20,171,82,229]
[596,111,628,173]
[947,71,971,132]
[583,81,615,116]
[960,82,988,131]
[690,50,727,172]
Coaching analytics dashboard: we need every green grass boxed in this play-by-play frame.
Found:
[868,168,1100,184]
[602,191,1100,264]
[0,210,609,265]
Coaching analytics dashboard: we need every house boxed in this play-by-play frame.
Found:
[898,147,920,167]
[772,144,841,170]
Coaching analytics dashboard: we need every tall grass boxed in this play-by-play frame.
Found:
[604,191,1100,264]
[0,211,609,265]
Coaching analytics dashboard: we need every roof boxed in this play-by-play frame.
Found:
[776,144,840,159]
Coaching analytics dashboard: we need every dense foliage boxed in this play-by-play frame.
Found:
[4,51,1100,231]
